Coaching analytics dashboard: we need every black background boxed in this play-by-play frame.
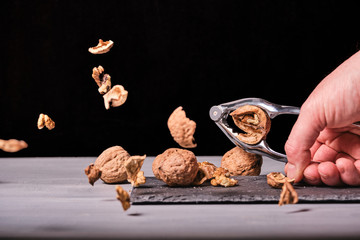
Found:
[1,0,359,157]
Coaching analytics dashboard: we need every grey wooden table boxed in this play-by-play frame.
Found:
[1,156,360,240]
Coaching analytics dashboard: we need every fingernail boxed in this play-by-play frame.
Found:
[287,163,296,179]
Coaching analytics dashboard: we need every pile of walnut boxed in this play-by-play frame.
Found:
[267,172,298,206]
[152,147,263,187]
[89,40,128,110]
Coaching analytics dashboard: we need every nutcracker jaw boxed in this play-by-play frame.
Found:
[209,98,300,162]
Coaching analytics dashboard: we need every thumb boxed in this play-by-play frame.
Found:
[285,103,325,182]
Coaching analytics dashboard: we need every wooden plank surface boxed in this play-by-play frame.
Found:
[1,156,360,240]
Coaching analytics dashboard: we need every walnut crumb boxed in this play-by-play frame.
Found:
[116,186,131,211]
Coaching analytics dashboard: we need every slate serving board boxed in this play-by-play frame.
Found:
[130,175,360,204]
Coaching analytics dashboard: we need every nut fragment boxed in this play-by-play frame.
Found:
[278,180,298,206]
[221,147,262,176]
[84,164,101,186]
[267,172,295,189]
[37,113,55,130]
[153,148,199,186]
[125,155,147,187]
[88,39,114,54]
[92,65,112,94]
[230,105,271,144]
[0,139,28,152]
[103,85,128,110]
[116,186,131,211]
[167,106,197,148]
[210,167,238,187]
[193,161,217,185]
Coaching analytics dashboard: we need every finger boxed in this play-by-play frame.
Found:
[310,140,322,159]
[328,132,360,160]
[285,104,325,182]
[312,144,338,163]
[336,158,360,186]
[303,162,322,185]
[318,162,342,186]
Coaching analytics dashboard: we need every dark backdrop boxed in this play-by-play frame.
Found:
[1,0,359,157]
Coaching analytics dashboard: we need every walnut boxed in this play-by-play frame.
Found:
[125,155,147,187]
[37,113,55,130]
[221,147,262,176]
[0,139,28,152]
[167,106,197,148]
[152,148,199,186]
[103,85,128,110]
[88,39,114,54]
[192,161,217,185]
[85,146,130,184]
[116,186,131,211]
[230,105,271,144]
[267,172,295,189]
[84,164,101,186]
[278,180,298,206]
[210,167,238,187]
[92,65,112,94]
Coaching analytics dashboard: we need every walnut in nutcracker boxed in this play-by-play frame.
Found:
[230,105,271,144]
[221,146,262,176]
[152,148,199,186]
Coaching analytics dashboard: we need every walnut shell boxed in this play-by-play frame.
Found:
[230,105,271,144]
[267,172,295,189]
[221,147,262,176]
[152,148,199,186]
[167,106,197,148]
[94,146,130,183]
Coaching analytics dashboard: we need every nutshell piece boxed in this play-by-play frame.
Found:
[116,186,131,211]
[193,161,217,185]
[153,148,199,186]
[230,105,271,144]
[88,39,114,54]
[278,180,298,206]
[125,155,147,187]
[210,167,238,187]
[103,85,128,110]
[92,65,112,94]
[0,139,28,153]
[221,147,262,176]
[37,113,55,130]
[267,172,295,189]
[84,164,101,186]
[167,106,197,148]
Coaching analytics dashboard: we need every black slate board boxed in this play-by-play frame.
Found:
[130,175,360,204]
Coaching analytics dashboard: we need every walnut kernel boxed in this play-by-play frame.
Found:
[84,164,101,186]
[92,65,112,94]
[167,106,197,148]
[278,180,298,206]
[103,85,128,110]
[37,113,55,130]
[210,167,238,187]
[192,161,217,185]
[230,105,271,144]
[88,39,114,54]
[0,139,28,153]
[267,172,295,189]
[125,155,147,187]
[221,147,262,176]
[116,186,131,211]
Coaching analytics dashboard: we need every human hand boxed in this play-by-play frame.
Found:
[284,51,360,186]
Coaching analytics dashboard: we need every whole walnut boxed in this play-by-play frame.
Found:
[89,146,130,184]
[152,148,199,186]
[221,147,262,176]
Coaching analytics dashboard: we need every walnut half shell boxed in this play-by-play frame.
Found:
[230,105,271,144]
[167,106,197,148]
[103,85,128,110]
